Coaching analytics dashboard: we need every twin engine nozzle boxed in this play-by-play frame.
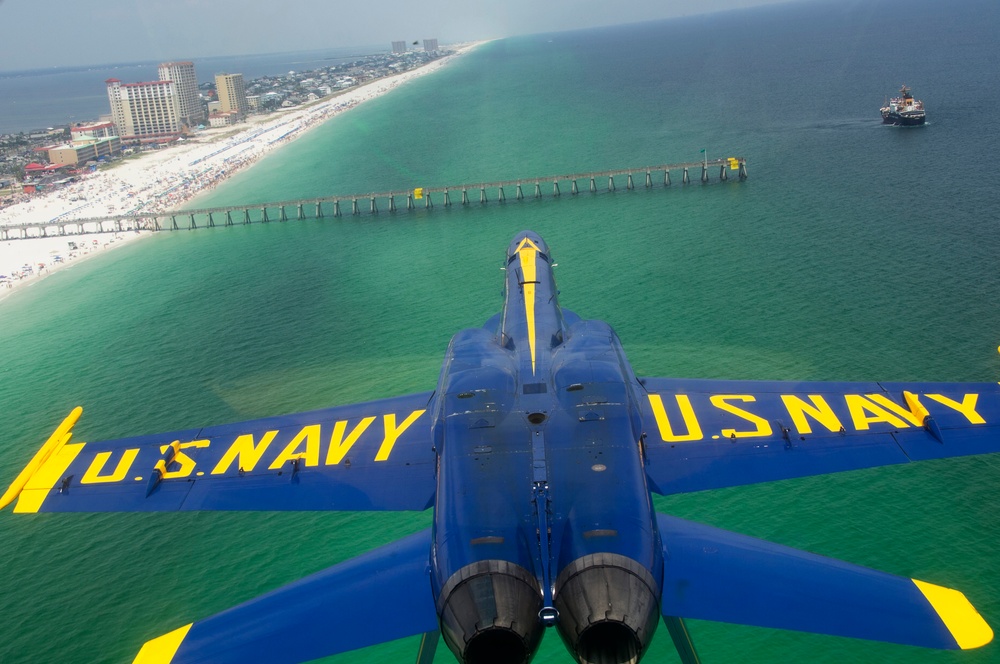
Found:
[437,554,660,664]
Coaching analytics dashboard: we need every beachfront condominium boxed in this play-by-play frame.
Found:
[216,73,249,119]
[158,61,204,126]
[106,79,182,141]
[423,39,439,52]
[392,40,407,54]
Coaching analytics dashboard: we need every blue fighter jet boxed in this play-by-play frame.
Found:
[3,230,998,664]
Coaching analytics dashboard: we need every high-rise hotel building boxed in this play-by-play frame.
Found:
[215,72,249,119]
[106,78,182,140]
[158,61,204,126]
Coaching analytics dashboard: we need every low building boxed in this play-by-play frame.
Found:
[207,111,240,128]
[47,136,122,166]
[70,121,116,143]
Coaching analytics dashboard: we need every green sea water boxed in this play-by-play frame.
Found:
[3,0,1000,662]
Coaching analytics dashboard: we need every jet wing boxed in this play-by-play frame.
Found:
[133,528,438,664]
[638,377,1000,495]
[2,392,437,514]
[657,513,993,650]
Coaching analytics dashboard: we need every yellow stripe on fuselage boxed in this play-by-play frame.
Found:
[132,623,193,664]
[516,237,539,374]
[912,579,993,649]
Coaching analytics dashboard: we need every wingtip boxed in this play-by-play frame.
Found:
[912,579,994,649]
[1,407,83,511]
[132,623,192,664]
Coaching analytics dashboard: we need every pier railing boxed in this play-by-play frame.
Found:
[1,158,746,240]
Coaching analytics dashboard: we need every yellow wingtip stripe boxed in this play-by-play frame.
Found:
[132,623,193,664]
[912,579,994,649]
[1,406,83,511]
[12,441,86,514]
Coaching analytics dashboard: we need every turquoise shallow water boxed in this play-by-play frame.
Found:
[2,0,1000,662]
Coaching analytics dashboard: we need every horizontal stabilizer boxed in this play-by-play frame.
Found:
[133,528,438,664]
[657,513,992,650]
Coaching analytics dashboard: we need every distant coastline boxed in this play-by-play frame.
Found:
[0,44,409,135]
[0,41,489,305]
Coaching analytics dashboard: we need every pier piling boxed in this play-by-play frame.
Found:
[7,158,747,240]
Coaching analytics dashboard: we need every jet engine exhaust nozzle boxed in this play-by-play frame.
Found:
[554,553,661,664]
[437,560,544,664]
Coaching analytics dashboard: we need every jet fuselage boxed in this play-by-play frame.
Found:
[432,231,663,664]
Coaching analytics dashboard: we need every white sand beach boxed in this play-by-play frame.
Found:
[0,42,486,303]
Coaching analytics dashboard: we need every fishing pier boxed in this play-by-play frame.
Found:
[1,158,746,240]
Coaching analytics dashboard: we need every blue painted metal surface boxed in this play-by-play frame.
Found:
[4,231,1000,663]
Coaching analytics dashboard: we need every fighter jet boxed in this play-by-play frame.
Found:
[3,230,997,664]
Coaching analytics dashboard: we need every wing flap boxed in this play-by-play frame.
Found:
[657,514,993,650]
[134,528,438,664]
[639,378,1000,495]
[4,393,437,514]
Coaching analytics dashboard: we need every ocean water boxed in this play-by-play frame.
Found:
[2,0,1000,662]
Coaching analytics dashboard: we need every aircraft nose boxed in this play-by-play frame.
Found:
[507,230,550,261]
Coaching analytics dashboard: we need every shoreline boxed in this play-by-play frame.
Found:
[0,41,489,305]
